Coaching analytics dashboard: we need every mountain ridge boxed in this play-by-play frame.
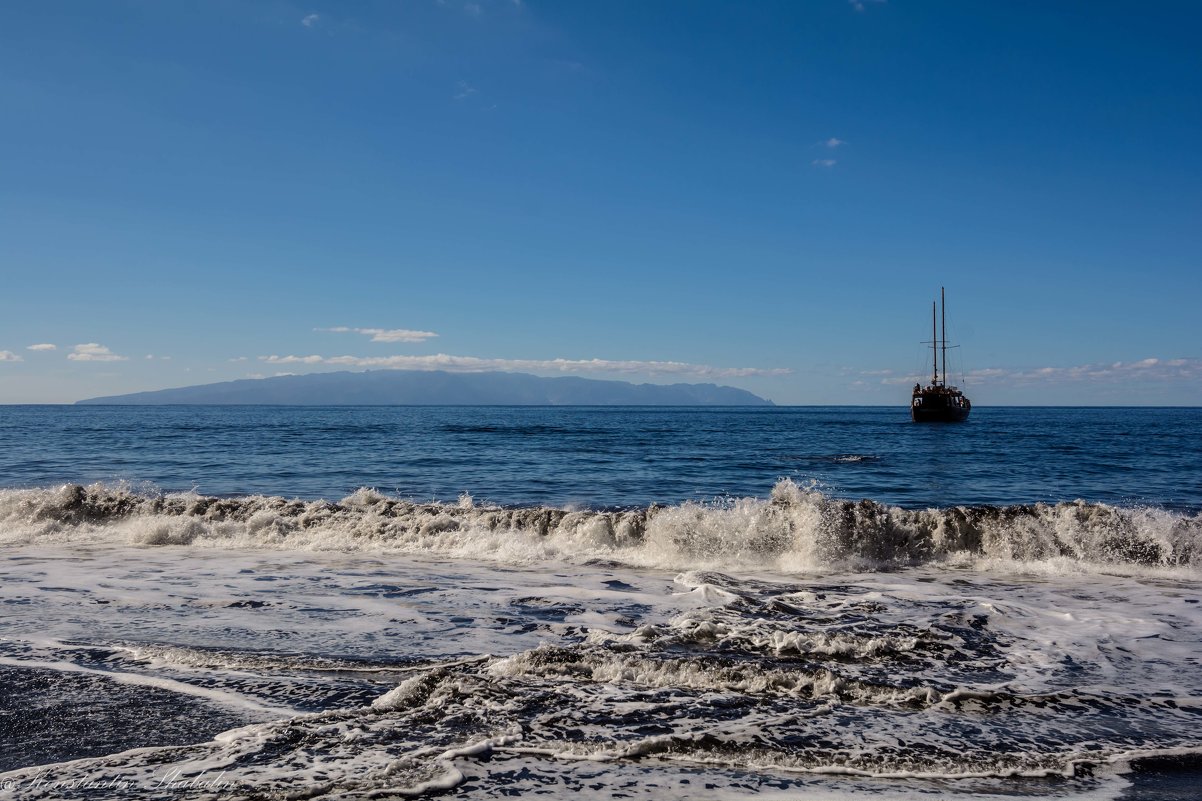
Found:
[75,369,774,406]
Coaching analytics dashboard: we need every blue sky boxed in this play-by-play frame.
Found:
[2,0,1199,405]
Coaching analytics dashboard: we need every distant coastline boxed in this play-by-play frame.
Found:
[75,369,774,406]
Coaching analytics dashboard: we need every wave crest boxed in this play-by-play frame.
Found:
[1,480,1198,574]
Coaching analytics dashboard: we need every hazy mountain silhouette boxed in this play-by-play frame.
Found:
[76,370,773,406]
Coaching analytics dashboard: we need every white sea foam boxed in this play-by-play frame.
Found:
[2,483,1200,798]
[1,541,1199,798]
[0,481,1197,578]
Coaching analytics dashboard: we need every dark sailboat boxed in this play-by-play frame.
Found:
[911,287,971,422]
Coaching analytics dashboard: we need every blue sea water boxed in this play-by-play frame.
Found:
[1,404,1201,800]
[2,405,1200,509]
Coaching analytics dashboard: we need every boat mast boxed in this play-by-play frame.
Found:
[931,300,938,385]
[941,286,947,387]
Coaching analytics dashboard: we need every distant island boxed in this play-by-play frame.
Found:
[76,369,774,406]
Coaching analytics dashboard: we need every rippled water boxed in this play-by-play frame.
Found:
[2,405,1200,509]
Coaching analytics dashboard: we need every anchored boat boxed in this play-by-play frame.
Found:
[911,287,971,422]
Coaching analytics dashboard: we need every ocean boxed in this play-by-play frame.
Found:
[1,404,1200,800]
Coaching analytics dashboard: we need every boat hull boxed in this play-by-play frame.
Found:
[911,390,971,423]
[911,404,970,423]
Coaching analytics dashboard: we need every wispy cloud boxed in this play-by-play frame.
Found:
[439,0,520,17]
[869,357,1202,386]
[317,326,439,343]
[812,158,837,168]
[258,353,790,378]
[0,350,23,363]
[453,81,478,100]
[823,138,846,149]
[850,0,887,12]
[301,13,320,27]
[986,358,1202,384]
[26,343,57,351]
[229,356,249,362]
[67,343,128,362]
[266,355,326,365]
[552,58,586,73]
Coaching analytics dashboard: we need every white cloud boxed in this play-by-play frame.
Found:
[870,357,1202,386]
[26,343,56,351]
[850,0,886,11]
[812,158,837,168]
[67,343,128,362]
[454,81,478,100]
[229,356,249,362]
[265,354,326,364]
[317,326,439,343]
[0,350,23,363]
[981,358,1202,384]
[301,13,320,27]
[258,352,789,378]
[823,138,846,148]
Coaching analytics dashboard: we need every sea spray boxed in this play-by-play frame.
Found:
[1,480,1197,574]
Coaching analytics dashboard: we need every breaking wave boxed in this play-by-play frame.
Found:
[1,480,1198,575]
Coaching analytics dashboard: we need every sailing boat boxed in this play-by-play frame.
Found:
[911,287,971,422]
